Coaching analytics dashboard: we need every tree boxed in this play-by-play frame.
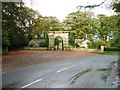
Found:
[96,14,119,47]
[111,0,120,13]
[31,16,49,39]
[48,16,62,31]
[63,11,96,39]
[77,0,107,10]
[2,2,27,48]
[109,15,119,47]
[97,14,110,41]
[110,0,120,81]
[2,2,40,48]
[19,6,39,40]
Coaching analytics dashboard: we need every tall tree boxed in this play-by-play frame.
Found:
[64,11,96,39]
[31,16,49,39]
[97,14,119,47]
[18,6,39,40]
[48,16,62,31]
[2,2,27,48]
[2,2,39,48]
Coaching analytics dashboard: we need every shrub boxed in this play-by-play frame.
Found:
[75,43,79,48]
[88,40,105,49]
[39,41,47,47]
[105,47,120,51]
[28,39,39,47]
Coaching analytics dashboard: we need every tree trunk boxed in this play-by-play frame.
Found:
[2,47,8,55]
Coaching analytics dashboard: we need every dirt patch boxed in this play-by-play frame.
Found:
[2,50,98,71]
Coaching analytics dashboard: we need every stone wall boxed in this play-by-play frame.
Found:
[71,48,100,52]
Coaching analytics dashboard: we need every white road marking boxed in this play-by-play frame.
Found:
[20,61,84,88]
[79,61,89,64]
[21,78,43,88]
[57,64,76,73]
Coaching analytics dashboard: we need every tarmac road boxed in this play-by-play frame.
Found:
[2,54,118,88]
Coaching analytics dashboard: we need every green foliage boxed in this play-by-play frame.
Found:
[28,32,49,47]
[96,14,119,47]
[2,1,119,50]
[28,39,39,47]
[75,43,79,48]
[55,36,63,45]
[39,41,47,47]
[89,40,105,49]
[44,32,49,48]
[48,16,62,31]
[31,16,49,39]
[69,68,92,84]
[97,14,111,41]
[105,47,120,51]
[2,30,10,47]
[111,0,120,13]
[2,2,29,48]
[2,2,41,48]
[64,11,96,39]
[69,32,75,46]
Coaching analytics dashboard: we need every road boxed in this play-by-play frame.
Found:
[2,54,118,88]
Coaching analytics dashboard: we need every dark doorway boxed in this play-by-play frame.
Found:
[54,36,63,50]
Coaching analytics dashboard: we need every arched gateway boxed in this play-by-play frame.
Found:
[48,31,69,50]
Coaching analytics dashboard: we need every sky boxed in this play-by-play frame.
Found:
[23,0,115,21]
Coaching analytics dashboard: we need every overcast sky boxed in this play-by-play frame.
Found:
[24,0,115,21]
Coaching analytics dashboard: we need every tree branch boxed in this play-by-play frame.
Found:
[77,0,107,10]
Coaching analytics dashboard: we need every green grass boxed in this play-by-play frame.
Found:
[69,68,92,84]
[97,68,112,82]
[97,68,112,72]
[101,74,108,82]
[96,61,117,82]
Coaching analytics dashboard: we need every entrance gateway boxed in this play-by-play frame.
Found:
[48,31,70,50]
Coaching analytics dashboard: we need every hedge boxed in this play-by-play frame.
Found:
[105,47,120,51]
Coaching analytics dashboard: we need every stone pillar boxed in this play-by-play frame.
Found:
[101,45,104,53]
[48,32,55,50]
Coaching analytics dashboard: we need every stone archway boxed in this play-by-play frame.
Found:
[48,31,69,50]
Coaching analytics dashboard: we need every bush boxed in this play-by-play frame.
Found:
[88,40,105,49]
[69,32,75,46]
[28,39,39,47]
[45,32,49,48]
[39,41,47,47]
[75,43,79,48]
[105,47,120,51]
